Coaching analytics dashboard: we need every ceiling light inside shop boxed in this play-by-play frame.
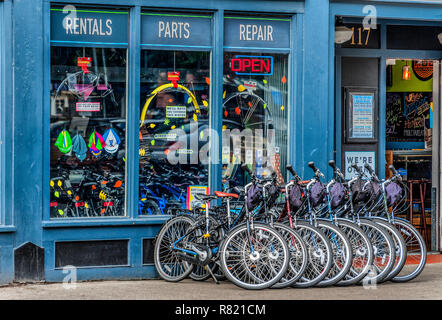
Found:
[402,60,411,80]
[335,26,353,44]
[438,33,442,45]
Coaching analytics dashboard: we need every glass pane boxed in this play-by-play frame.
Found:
[50,47,127,218]
[139,50,210,215]
[387,25,442,51]
[222,52,289,191]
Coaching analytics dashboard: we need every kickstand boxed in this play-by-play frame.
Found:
[206,265,220,285]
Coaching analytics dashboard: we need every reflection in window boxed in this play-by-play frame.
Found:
[222,52,289,191]
[50,47,127,218]
[139,50,210,215]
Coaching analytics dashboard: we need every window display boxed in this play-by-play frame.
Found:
[139,50,210,215]
[50,47,127,218]
[222,52,289,190]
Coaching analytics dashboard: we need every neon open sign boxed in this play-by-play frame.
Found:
[230,55,273,76]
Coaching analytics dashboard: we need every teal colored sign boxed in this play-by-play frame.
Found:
[141,13,212,47]
[224,17,290,49]
[50,8,128,45]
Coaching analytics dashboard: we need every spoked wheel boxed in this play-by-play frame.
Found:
[335,218,374,286]
[390,218,427,282]
[316,220,353,287]
[221,91,273,185]
[153,215,196,282]
[271,223,308,288]
[369,217,407,282]
[190,215,225,281]
[290,220,333,288]
[219,222,289,290]
[358,218,396,284]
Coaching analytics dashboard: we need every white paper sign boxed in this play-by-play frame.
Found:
[166,106,186,118]
[76,102,100,112]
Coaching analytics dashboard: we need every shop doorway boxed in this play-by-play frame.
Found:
[385,59,438,249]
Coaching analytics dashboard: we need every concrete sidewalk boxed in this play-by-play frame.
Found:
[0,263,441,300]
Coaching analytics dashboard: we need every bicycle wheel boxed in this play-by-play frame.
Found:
[358,218,396,284]
[335,218,374,286]
[390,218,427,282]
[153,215,196,282]
[219,222,289,290]
[290,220,333,288]
[370,217,407,282]
[190,215,224,281]
[271,223,308,288]
[316,220,353,287]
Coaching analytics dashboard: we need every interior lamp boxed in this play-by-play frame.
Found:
[335,26,354,44]
[334,16,353,44]
[402,61,411,80]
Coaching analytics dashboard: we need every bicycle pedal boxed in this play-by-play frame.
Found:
[203,233,210,238]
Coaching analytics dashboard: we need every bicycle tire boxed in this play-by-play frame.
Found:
[316,220,353,287]
[369,217,407,282]
[290,220,333,288]
[190,215,225,281]
[358,218,396,284]
[219,222,289,290]
[153,215,196,282]
[271,223,308,288]
[391,218,427,282]
[335,218,374,286]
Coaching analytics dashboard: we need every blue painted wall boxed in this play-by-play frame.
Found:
[301,0,332,179]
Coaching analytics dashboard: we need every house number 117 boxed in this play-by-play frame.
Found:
[351,27,371,46]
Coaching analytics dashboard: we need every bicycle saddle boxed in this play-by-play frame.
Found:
[194,194,218,202]
[214,191,239,199]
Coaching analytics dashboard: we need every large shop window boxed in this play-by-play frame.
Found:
[139,50,210,215]
[222,16,291,191]
[49,7,128,219]
[222,53,289,190]
[50,47,127,219]
[138,12,212,215]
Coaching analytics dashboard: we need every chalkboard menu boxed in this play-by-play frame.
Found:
[386,92,432,142]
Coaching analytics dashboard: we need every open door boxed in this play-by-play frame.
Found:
[385,59,438,251]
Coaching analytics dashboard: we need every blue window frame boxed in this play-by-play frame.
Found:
[138,10,213,216]
[222,14,293,189]
[45,5,130,222]
[0,0,14,229]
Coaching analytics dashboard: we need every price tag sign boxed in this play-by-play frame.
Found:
[76,102,100,112]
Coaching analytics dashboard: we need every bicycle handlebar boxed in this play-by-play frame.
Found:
[364,163,380,183]
[308,161,324,179]
[328,160,336,170]
[388,165,402,182]
[351,163,364,177]
[286,164,301,182]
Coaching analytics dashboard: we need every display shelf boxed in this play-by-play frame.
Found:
[392,149,432,156]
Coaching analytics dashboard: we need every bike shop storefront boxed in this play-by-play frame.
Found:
[331,2,442,252]
[33,1,303,283]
